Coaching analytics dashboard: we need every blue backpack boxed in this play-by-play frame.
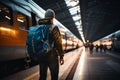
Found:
[26,24,53,60]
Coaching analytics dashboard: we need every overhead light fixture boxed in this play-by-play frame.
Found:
[75,21,80,26]
[68,0,79,7]
[65,0,85,42]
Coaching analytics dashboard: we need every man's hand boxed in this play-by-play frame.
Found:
[60,56,64,65]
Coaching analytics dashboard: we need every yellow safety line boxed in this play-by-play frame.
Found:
[24,71,39,80]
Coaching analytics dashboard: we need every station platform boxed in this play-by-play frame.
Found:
[1,47,120,80]
[73,48,120,80]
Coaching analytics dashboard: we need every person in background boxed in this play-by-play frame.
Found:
[95,44,99,52]
[38,9,64,80]
[103,44,107,53]
[89,43,94,54]
[99,44,104,52]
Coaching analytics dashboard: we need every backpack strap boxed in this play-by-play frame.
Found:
[49,24,56,48]
[49,24,55,33]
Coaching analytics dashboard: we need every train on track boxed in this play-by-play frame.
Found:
[110,31,120,51]
[0,0,82,78]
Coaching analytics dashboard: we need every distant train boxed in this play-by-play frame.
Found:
[111,32,120,51]
[0,0,81,78]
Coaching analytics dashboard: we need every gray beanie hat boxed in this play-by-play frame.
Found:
[45,9,55,18]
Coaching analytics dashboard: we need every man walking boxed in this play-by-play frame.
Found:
[38,9,64,80]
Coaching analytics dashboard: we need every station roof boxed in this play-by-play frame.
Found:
[33,0,120,42]
[80,0,120,42]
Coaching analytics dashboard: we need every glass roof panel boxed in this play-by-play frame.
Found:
[64,0,85,42]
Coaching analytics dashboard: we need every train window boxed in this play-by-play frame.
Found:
[0,4,13,25]
[31,12,37,26]
[17,12,29,30]
[117,37,120,40]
